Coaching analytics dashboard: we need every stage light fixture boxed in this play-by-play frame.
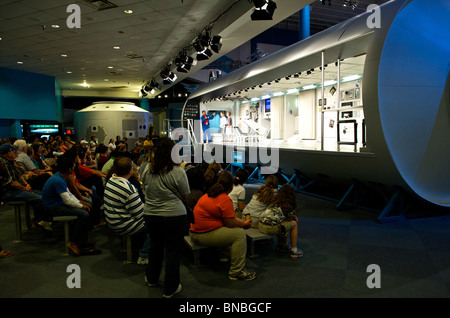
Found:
[160,68,177,85]
[194,33,213,61]
[140,88,147,97]
[210,35,223,53]
[175,54,197,73]
[251,0,277,21]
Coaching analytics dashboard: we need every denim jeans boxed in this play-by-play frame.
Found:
[47,204,90,243]
[144,215,186,295]
[0,189,49,223]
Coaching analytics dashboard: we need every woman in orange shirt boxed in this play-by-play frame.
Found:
[190,171,255,281]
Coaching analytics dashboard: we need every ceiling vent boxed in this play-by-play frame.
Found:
[82,0,118,11]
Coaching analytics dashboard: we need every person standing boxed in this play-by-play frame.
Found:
[201,110,215,143]
[219,112,227,141]
[141,137,190,298]
[226,111,233,142]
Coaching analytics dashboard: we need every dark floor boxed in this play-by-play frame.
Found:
[1,183,449,305]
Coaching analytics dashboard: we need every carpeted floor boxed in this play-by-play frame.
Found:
[1,183,449,307]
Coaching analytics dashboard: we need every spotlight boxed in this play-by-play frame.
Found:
[160,68,177,85]
[175,54,197,73]
[140,88,147,97]
[251,0,277,21]
[194,33,213,61]
[210,35,223,54]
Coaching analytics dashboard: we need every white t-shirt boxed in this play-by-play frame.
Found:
[220,116,227,129]
[228,184,245,211]
[242,189,277,224]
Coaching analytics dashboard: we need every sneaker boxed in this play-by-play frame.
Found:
[229,269,256,281]
[163,284,182,298]
[290,249,304,259]
[144,276,158,287]
[137,257,148,265]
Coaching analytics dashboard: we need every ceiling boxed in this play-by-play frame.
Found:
[201,54,366,104]
[0,0,315,98]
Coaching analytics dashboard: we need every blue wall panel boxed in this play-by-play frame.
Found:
[0,67,59,121]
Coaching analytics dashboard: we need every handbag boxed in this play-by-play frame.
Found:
[159,174,195,224]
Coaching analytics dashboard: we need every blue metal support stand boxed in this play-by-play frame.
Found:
[277,169,412,223]
[247,165,265,184]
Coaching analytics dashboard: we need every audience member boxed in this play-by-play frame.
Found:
[242,175,278,227]
[185,165,205,212]
[95,144,109,171]
[141,137,190,298]
[14,139,52,190]
[189,171,255,281]
[228,169,249,218]
[107,138,116,153]
[0,143,51,230]
[89,135,99,152]
[42,155,101,256]
[203,161,222,192]
[104,157,150,265]
[258,184,303,259]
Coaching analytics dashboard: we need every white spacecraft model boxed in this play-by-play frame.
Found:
[74,102,152,149]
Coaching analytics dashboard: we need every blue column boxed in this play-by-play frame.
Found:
[140,98,149,111]
[9,119,22,139]
[299,5,310,41]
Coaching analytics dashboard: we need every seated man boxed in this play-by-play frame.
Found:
[0,143,51,230]
[42,156,101,256]
[104,157,149,265]
[13,139,52,190]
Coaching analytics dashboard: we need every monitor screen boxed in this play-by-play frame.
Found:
[29,124,60,134]
[264,99,271,112]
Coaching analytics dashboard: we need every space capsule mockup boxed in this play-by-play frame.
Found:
[74,102,152,149]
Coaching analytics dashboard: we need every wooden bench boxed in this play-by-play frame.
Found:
[7,201,31,242]
[52,216,78,255]
[184,235,208,267]
[245,227,273,258]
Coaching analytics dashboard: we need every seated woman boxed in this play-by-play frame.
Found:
[242,175,278,226]
[189,171,255,281]
[258,184,303,259]
[227,169,249,219]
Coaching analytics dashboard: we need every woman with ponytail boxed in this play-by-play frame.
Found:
[190,171,256,281]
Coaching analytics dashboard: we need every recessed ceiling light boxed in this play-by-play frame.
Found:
[124,9,133,14]
[61,54,68,57]
[108,66,114,69]
[67,71,72,74]
[51,24,60,28]
[113,46,120,50]
[17,61,23,64]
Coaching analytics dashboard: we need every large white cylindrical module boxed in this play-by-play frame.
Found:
[73,101,152,149]
[183,0,450,208]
